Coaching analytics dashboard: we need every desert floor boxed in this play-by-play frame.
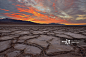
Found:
[0,25,86,57]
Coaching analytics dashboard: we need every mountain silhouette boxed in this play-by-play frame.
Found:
[0,18,65,25]
[0,18,39,25]
[49,23,64,25]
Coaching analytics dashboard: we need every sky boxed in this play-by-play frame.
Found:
[0,0,86,25]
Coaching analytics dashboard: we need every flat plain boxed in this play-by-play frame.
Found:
[0,25,86,57]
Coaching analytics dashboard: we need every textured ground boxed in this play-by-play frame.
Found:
[0,25,86,57]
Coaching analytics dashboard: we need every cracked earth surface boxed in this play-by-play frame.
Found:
[0,25,86,57]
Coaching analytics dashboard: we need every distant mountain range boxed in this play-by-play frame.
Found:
[0,18,64,25]
[49,23,64,25]
[0,18,40,25]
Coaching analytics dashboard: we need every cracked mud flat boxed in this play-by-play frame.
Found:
[0,25,86,57]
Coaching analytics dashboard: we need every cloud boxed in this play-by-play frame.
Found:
[0,0,86,25]
[76,15,86,20]
[0,8,9,11]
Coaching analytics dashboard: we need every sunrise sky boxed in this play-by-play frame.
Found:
[0,0,86,25]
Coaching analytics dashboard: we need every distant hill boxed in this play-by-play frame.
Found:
[0,18,65,25]
[0,18,40,25]
[49,23,64,25]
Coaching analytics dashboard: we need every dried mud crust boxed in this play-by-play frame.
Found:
[0,26,86,57]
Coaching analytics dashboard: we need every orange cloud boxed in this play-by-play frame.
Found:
[2,4,69,24]
[53,3,56,10]
[3,13,32,20]
[17,7,68,24]
[3,12,86,25]
[0,8,9,11]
